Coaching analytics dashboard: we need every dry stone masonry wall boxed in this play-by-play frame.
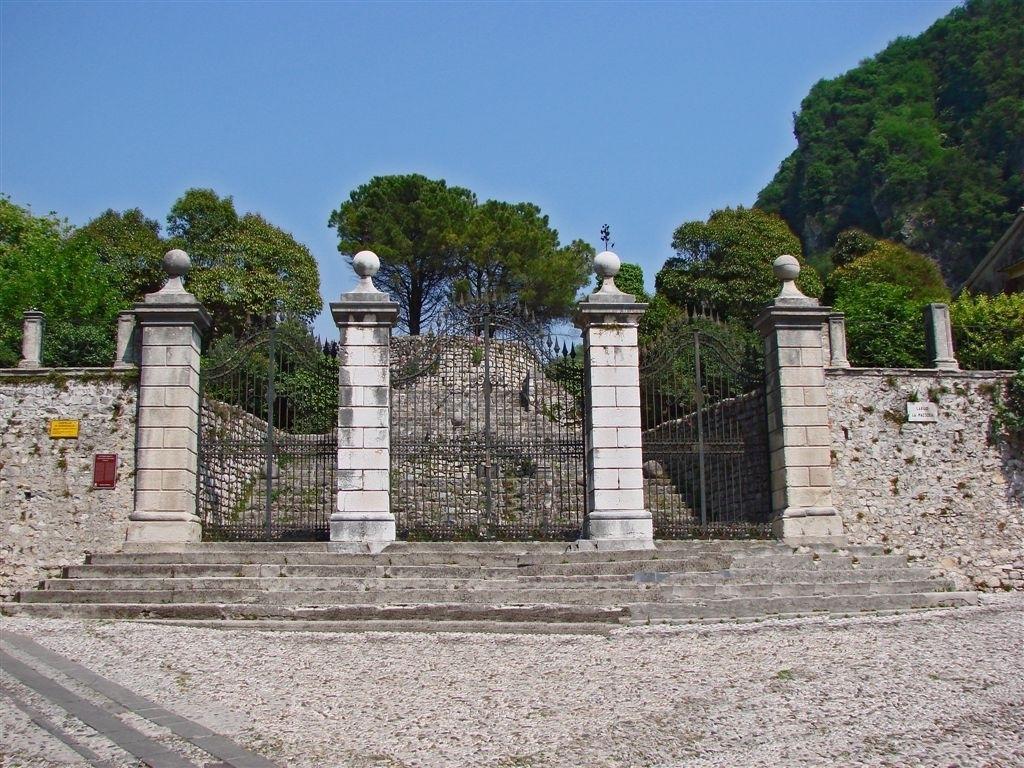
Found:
[0,371,137,598]
[827,369,1023,591]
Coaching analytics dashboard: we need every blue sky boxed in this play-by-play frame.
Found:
[1,0,960,337]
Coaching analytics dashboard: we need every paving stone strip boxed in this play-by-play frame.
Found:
[1,682,121,768]
[1,630,281,768]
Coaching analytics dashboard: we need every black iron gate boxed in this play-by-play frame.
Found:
[390,303,586,540]
[197,322,338,541]
[639,316,771,538]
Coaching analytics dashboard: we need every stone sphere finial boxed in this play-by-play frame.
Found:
[163,249,191,278]
[773,254,800,283]
[353,250,380,279]
[594,250,621,279]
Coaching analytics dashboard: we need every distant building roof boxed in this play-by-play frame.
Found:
[960,207,1024,296]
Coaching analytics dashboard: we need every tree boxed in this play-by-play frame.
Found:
[456,200,592,321]
[756,0,1023,286]
[825,235,950,305]
[70,208,165,301]
[167,189,322,338]
[189,214,322,338]
[950,292,1024,370]
[827,236,950,366]
[0,198,125,366]
[328,174,476,334]
[167,188,238,250]
[656,207,823,326]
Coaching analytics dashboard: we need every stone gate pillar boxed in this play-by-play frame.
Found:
[574,251,653,549]
[329,251,400,550]
[753,255,843,543]
[127,250,211,544]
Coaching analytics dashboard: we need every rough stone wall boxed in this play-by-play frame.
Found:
[0,370,137,598]
[827,369,1023,591]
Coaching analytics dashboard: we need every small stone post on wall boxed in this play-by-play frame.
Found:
[329,251,400,551]
[18,310,44,369]
[113,310,138,369]
[827,313,851,368]
[754,256,844,543]
[574,251,653,549]
[924,303,959,371]
[126,250,211,544]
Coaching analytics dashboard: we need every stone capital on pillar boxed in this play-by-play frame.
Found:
[753,255,844,544]
[329,251,400,551]
[573,251,653,550]
[18,310,44,369]
[127,250,210,545]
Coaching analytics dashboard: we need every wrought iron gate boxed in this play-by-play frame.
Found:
[639,316,771,538]
[197,322,338,540]
[390,303,586,540]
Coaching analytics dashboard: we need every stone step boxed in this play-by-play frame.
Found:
[21,587,666,606]
[727,553,909,569]
[133,618,620,635]
[629,591,978,622]
[649,567,940,585]
[0,601,627,624]
[44,576,951,599]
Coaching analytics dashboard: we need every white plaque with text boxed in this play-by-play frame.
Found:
[906,402,938,423]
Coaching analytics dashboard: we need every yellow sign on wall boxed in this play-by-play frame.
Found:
[48,419,80,439]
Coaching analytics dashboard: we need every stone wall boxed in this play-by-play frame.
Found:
[827,369,1023,590]
[0,370,137,598]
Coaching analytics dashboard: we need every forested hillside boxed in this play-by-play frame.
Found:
[756,0,1023,286]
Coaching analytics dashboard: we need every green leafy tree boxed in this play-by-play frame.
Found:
[827,237,949,366]
[950,291,1024,370]
[167,189,321,338]
[825,237,950,305]
[656,207,823,326]
[757,0,1024,286]
[0,198,125,366]
[167,188,239,249]
[70,208,165,301]
[456,200,592,321]
[328,174,476,334]
[833,282,928,367]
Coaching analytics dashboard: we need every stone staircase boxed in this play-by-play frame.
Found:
[1,541,977,633]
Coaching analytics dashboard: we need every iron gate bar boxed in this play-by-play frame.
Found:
[639,317,771,538]
[390,302,585,540]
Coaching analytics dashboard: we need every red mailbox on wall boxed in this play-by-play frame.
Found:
[93,454,117,489]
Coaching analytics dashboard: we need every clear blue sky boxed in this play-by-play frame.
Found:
[1,0,960,338]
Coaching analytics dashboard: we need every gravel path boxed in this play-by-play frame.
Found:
[3,597,1023,768]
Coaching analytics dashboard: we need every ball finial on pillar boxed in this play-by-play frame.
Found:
[773,254,809,301]
[352,250,381,292]
[157,249,191,294]
[594,250,622,294]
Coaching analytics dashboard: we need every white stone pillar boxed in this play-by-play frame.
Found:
[126,250,211,544]
[827,313,851,368]
[18,310,44,369]
[329,251,400,550]
[924,303,959,371]
[574,251,653,549]
[113,310,138,369]
[754,255,843,544]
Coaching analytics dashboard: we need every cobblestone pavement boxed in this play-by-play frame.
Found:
[2,596,1023,768]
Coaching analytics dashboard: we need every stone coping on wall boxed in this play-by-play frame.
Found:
[826,367,1015,379]
[0,367,139,382]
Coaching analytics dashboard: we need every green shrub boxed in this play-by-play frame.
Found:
[950,292,1024,371]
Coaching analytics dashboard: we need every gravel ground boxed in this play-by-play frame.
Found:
[3,596,1023,768]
